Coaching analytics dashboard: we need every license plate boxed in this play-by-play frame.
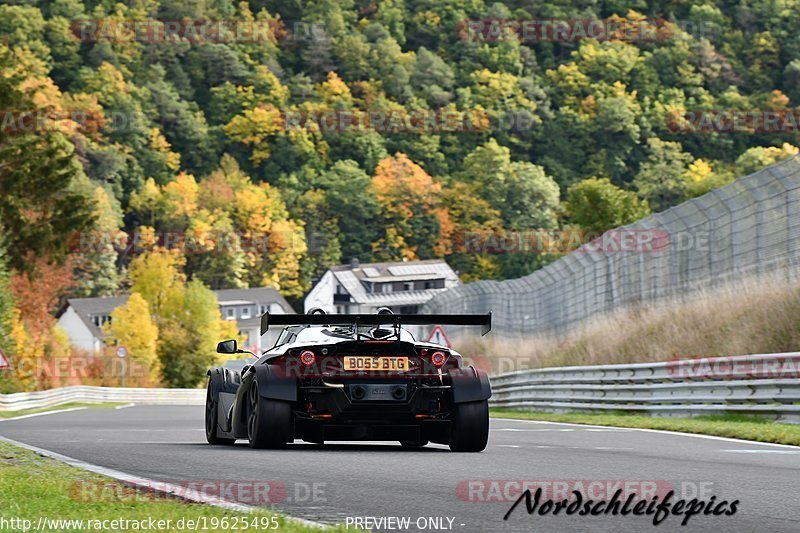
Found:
[343,356,409,371]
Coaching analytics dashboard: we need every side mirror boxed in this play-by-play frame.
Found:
[217,339,238,354]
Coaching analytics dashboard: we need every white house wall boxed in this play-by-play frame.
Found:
[57,307,99,353]
[304,271,336,314]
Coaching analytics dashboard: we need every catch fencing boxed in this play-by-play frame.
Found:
[490,352,800,423]
[0,386,204,412]
[425,156,800,337]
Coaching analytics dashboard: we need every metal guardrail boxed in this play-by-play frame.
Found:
[0,386,204,412]
[3,354,799,423]
[489,353,800,423]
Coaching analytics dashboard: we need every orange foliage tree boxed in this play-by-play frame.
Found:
[371,153,452,260]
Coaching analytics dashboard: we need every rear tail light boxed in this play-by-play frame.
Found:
[430,351,447,367]
[300,350,316,366]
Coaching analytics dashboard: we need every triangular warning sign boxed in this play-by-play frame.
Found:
[426,325,451,348]
[0,347,10,370]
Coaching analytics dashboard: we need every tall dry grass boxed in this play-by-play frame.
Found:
[455,273,800,371]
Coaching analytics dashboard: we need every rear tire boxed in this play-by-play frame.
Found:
[449,400,489,452]
[247,380,293,449]
[205,379,236,445]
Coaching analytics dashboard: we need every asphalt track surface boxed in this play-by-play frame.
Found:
[1,406,799,532]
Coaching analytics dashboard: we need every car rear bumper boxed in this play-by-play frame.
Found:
[293,381,453,442]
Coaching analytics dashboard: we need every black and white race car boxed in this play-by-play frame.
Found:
[205,308,492,451]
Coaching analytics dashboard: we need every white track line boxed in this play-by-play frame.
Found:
[719,449,800,454]
[0,407,87,422]
[492,417,800,449]
[0,435,326,529]
[115,403,135,410]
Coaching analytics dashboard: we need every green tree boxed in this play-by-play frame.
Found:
[633,138,694,213]
[733,144,799,176]
[159,280,225,389]
[72,187,122,296]
[316,160,381,262]
[460,139,559,229]
[566,177,651,232]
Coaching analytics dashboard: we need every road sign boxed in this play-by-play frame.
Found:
[115,346,128,387]
[0,347,9,370]
[426,325,451,348]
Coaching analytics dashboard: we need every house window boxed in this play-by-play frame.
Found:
[424,281,433,289]
[402,282,413,291]
[259,305,267,315]
[226,308,235,319]
[380,283,392,293]
[336,305,343,314]
[92,315,111,327]
[241,307,251,319]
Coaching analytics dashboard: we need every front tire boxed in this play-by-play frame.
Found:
[205,379,235,445]
[449,400,489,452]
[247,380,293,449]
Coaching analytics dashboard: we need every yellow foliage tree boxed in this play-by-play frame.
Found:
[162,172,199,220]
[107,293,160,384]
[128,249,186,319]
[317,72,352,105]
[224,104,284,164]
[7,308,36,391]
[149,128,181,172]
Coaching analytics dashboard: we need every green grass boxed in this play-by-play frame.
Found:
[0,440,338,532]
[491,409,800,446]
[0,402,124,419]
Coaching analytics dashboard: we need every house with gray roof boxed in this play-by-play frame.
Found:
[56,287,294,355]
[304,258,460,315]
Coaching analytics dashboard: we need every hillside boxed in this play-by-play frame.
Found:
[2,0,800,388]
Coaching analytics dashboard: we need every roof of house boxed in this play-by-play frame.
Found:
[213,287,294,313]
[57,286,294,340]
[58,295,130,340]
[328,259,459,305]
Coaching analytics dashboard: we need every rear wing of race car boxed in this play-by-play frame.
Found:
[261,312,492,336]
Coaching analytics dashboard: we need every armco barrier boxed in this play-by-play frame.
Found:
[4,354,799,423]
[0,386,204,412]
[489,352,800,423]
